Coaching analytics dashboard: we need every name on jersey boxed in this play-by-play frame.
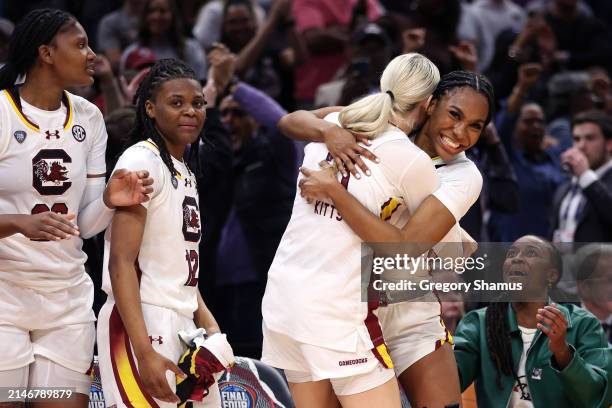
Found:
[314,200,342,221]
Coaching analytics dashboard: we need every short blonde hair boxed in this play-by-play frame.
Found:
[339,53,440,139]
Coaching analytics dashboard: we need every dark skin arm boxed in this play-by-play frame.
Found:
[299,166,456,256]
[278,107,379,176]
[194,291,221,335]
[109,205,185,404]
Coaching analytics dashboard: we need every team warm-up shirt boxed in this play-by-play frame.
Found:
[262,113,439,351]
[0,89,106,292]
[102,140,201,318]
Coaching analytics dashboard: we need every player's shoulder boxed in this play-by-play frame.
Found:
[442,152,482,182]
[117,140,164,170]
[65,91,103,121]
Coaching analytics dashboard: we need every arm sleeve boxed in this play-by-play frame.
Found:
[581,175,612,229]
[494,104,519,161]
[77,178,114,239]
[76,106,112,238]
[453,311,483,392]
[87,108,108,175]
[233,82,286,131]
[433,160,483,221]
[550,314,610,408]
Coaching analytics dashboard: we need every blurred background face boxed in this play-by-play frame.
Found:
[425,87,489,161]
[573,122,610,170]
[220,95,256,151]
[222,4,256,52]
[516,103,545,154]
[579,254,612,314]
[146,0,172,37]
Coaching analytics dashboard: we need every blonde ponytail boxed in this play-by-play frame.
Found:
[339,53,440,139]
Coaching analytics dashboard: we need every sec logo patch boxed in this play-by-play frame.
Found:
[72,125,86,142]
[14,130,26,143]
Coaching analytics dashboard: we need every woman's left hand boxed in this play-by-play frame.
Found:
[298,165,339,203]
[537,304,569,353]
[103,169,154,208]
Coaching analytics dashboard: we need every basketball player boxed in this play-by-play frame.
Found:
[0,9,153,408]
[97,59,234,408]
[285,71,495,407]
[261,53,441,408]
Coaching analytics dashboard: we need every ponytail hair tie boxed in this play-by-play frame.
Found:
[386,90,395,102]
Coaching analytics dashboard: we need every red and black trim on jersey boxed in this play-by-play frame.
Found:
[3,87,73,133]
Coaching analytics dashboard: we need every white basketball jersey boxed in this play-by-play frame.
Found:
[102,140,201,318]
[262,113,439,351]
[0,89,107,292]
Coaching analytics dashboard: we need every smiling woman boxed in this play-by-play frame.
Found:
[454,235,612,408]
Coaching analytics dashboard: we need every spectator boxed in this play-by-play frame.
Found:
[192,0,266,51]
[292,0,381,108]
[576,243,612,343]
[96,0,144,72]
[551,110,612,243]
[454,235,612,408]
[397,0,470,75]
[541,0,612,72]
[120,0,207,81]
[218,0,293,99]
[463,123,520,241]
[546,71,595,150]
[489,64,566,241]
[314,22,392,108]
[214,72,298,356]
[468,0,527,72]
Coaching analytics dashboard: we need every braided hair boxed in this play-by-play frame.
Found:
[0,9,76,90]
[485,238,563,389]
[126,58,202,178]
[432,70,495,126]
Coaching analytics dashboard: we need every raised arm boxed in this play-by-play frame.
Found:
[278,107,379,175]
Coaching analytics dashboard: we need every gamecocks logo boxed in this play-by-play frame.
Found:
[32,149,72,195]
[182,196,201,242]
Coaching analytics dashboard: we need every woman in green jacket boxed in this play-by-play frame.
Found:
[454,235,612,408]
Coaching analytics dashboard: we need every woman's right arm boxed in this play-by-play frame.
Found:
[0,213,79,240]
[109,205,184,404]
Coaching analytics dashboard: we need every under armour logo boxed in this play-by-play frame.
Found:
[185,178,192,188]
[149,336,163,344]
[45,130,60,140]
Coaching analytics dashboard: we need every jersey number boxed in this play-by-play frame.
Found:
[184,249,199,287]
[30,203,69,241]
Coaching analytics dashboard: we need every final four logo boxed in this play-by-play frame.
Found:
[72,125,86,142]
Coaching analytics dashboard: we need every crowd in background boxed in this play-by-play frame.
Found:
[1,0,611,360]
